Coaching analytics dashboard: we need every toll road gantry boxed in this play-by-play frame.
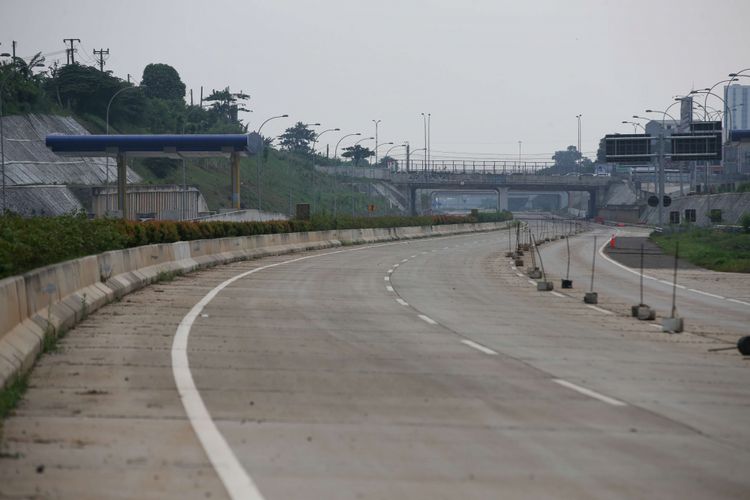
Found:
[45,133,263,218]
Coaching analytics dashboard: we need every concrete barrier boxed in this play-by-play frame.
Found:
[0,221,507,390]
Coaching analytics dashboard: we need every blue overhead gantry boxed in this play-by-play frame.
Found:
[46,133,263,218]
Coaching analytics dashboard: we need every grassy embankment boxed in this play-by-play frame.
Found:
[651,228,750,273]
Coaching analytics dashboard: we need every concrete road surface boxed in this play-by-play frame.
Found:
[1,229,748,499]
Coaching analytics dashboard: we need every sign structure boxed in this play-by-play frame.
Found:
[604,134,652,163]
[670,132,722,162]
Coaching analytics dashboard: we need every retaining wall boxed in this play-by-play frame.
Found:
[0,221,506,390]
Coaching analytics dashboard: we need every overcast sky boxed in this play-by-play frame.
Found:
[3,0,749,162]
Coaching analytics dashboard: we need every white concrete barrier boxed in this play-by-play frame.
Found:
[0,221,507,389]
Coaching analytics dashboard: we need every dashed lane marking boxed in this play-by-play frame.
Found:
[553,379,627,406]
[384,276,390,282]
[461,339,498,355]
[396,298,409,306]
[586,305,613,315]
[418,314,438,325]
[550,291,565,298]
[386,285,394,292]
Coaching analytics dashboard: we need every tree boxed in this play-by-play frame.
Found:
[279,122,316,153]
[341,145,374,165]
[551,146,582,173]
[203,87,250,125]
[141,63,186,101]
[596,137,607,164]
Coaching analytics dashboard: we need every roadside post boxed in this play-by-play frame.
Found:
[631,244,656,320]
[561,235,573,288]
[527,228,542,279]
[583,236,598,304]
[662,242,684,333]
[531,232,553,291]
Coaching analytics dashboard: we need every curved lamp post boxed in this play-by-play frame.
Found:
[383,143,407,172]
[103,84,145,215]
[255,114,289,211]
[699,78,738,122]
[372,119,381,165]
[622,120,645,133]
[690,90,734,138]
[334,132,361,158]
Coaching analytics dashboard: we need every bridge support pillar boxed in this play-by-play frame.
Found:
[117,153,127,219]
[587,190,598,219]
[230,152,241,210]
[496,187,509,212]
[409,187,417,216]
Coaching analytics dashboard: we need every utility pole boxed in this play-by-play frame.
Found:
[427,113,431,170]
[11,41,16,60]
[406,143,410,172]
[93,48,109,72]
[63,39,80,65]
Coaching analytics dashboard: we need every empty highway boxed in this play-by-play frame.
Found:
[1,228,748,499]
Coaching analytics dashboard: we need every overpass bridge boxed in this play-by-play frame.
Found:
[315,162,616,216]
[390,171,613,216]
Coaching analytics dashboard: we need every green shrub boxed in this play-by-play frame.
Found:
[0,211,513,279]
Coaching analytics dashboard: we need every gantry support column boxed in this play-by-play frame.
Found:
[231,152,241,210]
[496,187,509,212]
[117,153,127,219]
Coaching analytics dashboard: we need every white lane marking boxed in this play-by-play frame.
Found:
[527,280,536,285]
[201,313,209,318]
[461,339,498,355]
[688,288,725,300]
[386,285,394,292]
[516,272,525,278]
[421,251,429,255]
[550,291,565,298]
[597,237,732,305]
[659,279,685,289]
[553,379,627,407]
[511,265,517,270]
[396,298,409,306]
[387,269,394,274]
[411,254,418,258]
[173,240,444,500]
[393,263,400,268]
[586,305,613,315]
[384,276,390,282]
[401,258,409,262]
[649,324,662,329]
[442,247,449,250]
[728,298,750,306]
[418,314,438,325]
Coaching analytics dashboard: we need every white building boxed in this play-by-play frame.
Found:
[726,84,750,130]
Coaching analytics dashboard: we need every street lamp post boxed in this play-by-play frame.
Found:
[300,121,321,215]
[351,136,373,216]
[309,126,338,214]
[256,114,289,212]
[384,143,407,172]
[621,120,645,133]
[646,102,682,225]
[372,119,381,166]
[334,132,361,159]
[576,114,582,174]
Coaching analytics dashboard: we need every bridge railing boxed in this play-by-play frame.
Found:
[403,160,554,175]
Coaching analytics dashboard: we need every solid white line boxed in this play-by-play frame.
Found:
[384,276,390,282]
[688,288,725,300]
[586,305,613,315]
[553,379,627,406]
[418,314,438,325]
[550,291,565,298]
[461,339,498,355]
[658,279,685,289]
[386,285,394,292]
[527,280,536,285]
[396,298,409,306]
[172,241,425,500]
[728,298,750,306]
